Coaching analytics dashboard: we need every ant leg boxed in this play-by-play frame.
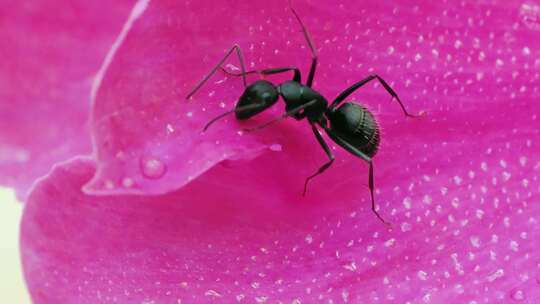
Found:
[221,66,302,83]
[289,0,317,87]
[242,99,318,132]
[320,125,390,226]
[303,124,335,196]
[203,103,264,132]
[186,44,247,99]
[330,75,415,117]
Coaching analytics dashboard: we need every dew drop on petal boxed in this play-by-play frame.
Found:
[140,156,167,179]
[121,177,134,188]
[204,289,222,298]
[454,284,465,294]
[510,289,525,301]
[269,144,282,152]
[401,222,412,232]
[103,179,115,189]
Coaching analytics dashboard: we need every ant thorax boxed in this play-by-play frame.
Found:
[278,81,328,121]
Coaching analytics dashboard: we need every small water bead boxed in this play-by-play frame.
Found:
[486,268,505,282]
[103,179,115,189]
[166,123,175,134]
[400,222,412,232]
[454,284,465,294]
[402,197,412,209]
[269,144,282,152]
[122,177,134,188]
[140,156,167,179]
[204,290,222,297]
[510,289,525,301]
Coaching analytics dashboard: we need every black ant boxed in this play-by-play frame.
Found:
[186,1,417,225]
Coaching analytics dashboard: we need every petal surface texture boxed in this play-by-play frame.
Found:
[21,0,540,303]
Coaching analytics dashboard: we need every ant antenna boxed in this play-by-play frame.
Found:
[288,0,318,87]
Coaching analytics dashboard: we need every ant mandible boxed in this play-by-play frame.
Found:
[186,1,416,225]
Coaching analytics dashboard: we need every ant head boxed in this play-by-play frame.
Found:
[236,80,279,120]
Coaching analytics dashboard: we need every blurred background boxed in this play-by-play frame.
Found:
[0,187,31,302]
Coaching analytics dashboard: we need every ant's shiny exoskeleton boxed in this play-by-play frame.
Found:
[186,1,417,225]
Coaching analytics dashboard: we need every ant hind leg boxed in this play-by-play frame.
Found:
[303,124,335,196]
[320,124,391,226]
[330,75,415,117]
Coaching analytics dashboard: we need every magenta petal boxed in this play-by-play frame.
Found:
[22,135,540,303]
[22,0,540,303]
[0,0,135,200]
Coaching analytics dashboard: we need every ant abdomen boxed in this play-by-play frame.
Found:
[327,102,380,157]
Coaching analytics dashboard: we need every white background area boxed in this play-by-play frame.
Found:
[1,187,31,302]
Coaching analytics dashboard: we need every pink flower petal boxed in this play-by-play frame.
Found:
[21,0,540,303]
[0,0,134,200]
[22,136,540,303]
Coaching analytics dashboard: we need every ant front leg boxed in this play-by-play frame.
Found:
[303,124,334,196]
[330,75,415,117]
[186,44,248,99]
[221,66,302,83]
[321,125,391,226]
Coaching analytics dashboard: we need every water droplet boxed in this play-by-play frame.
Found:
[454,284,464,294]
[140,156,167,179]
[401,222,412,232]
[470,236,481,248]
[402,197,412,209]
[122,177,134,188]
[104,179,115,189]
[204,290,222,297]
[343,261,357,272]
[510,289,525,301]
[269,144,282,152]
[166,124,175,134]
